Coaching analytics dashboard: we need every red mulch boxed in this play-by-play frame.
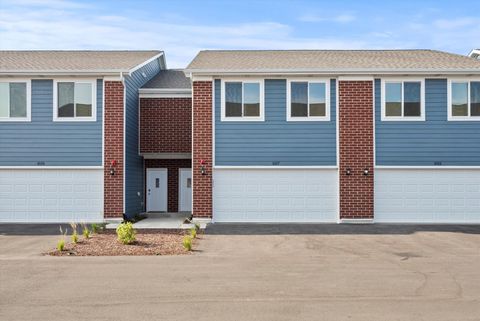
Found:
[47,230,198,256]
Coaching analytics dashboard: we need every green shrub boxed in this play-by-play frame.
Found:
[91,223,99,234]
[57,226,67,251]
[57,239,65,251]
[183,235,192,251]
[82,224,90,239]
[116,222,136,245]
[91,223,106,234]
[190,227,197,239]
[194,223,201,232]
[70,222,78,243]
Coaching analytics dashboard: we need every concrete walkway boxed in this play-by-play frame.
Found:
[1,224,480,321]
[106,212,194,230]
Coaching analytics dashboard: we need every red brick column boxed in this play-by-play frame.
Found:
[192,81,213,218]
[338,81,374,219]
[104,81,124,218]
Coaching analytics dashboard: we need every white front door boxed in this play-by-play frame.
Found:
[146,168,168,212]
[179,168,192,212]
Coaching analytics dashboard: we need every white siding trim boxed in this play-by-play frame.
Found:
[220,78,265,122]
[52,78,97,122]
[286,78,331,122]
[380,78,425,121]
[213,165,338,169]
[447,78,480,121]
[0,78,32,122]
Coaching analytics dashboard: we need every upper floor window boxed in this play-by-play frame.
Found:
[381,79,425,121]
[53,80,96,121]
[448,80,480,121]
[0,80,31,122]
[221,80,264,121]
[287,80,330,121]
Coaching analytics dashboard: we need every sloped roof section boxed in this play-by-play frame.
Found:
[186,50,480,73]
[142,69,191,89]
[0,50,163,73]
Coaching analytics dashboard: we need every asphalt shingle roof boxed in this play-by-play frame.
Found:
[0,50,163,72]
[142,69,191,89]
[186,50,480,72]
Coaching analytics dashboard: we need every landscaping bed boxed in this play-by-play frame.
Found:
[47,230,196,256]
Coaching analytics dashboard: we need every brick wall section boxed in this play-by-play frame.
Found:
[192,81,213,218]
[338,81,374,219]
[145,159,192,212]
[140,98,192,153]
[104,81,124,218]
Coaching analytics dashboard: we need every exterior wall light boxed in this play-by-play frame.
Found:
[363,168,369,176]
[346,168,352,176]
[109,160,117,176]
[200,159,207,175]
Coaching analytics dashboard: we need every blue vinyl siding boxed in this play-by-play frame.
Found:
[215,79,337,166]
[375,78,480,166]
[124,59,163,217]
[0,79,102,166]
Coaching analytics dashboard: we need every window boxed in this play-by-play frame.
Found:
[287,80,330,121]
[381,79,424,121]
[448,80,480,120]
[0,80,31,121]
[221,80,264,121]
[53,80,96,121]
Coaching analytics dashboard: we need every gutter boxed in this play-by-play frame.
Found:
[183,68,480,76]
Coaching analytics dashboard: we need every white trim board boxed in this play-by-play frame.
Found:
[220,78,265,122]
[286,78,331,122]
[52,78,97,122]
[380,78,425,122]
[0,78,32,122]
[375,166,480,169]
[213,165,338,169]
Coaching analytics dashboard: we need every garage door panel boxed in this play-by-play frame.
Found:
[214,169,338,223]
[0,169,103,223]
[375,169,480,223]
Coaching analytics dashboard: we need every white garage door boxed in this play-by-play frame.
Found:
[375,169,480,223]
[213,168,338,222]
[0,169,104,223]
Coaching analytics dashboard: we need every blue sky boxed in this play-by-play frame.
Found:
[0,0,478,67]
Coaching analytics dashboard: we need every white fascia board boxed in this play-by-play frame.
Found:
[184,68,480,76]
[138,88,192,98]
[468,49,480,58]
[0,70,129,77]
[128,52,165,74]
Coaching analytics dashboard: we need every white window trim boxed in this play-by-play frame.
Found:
[0,79,31,122]
[220,79,264,122]
[53,79,97,122]
[286,79,331,121]
[381,78,425,121]
[447,78,480,121]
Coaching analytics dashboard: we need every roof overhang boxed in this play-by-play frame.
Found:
[469,49,480,59]
[139,88,192,98]
[0,52,165,77]
[184,68,480,78]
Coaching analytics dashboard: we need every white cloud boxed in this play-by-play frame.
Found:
[0,1,477,67]
[433,17,479,29]
[299,13,356,23]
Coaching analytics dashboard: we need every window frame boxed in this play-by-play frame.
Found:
[381,78,425,121]
[0,78,32,122]
[220,79,264,122]
[286,79,331,122]
[53,79,97,122]
[447,78,480,121]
